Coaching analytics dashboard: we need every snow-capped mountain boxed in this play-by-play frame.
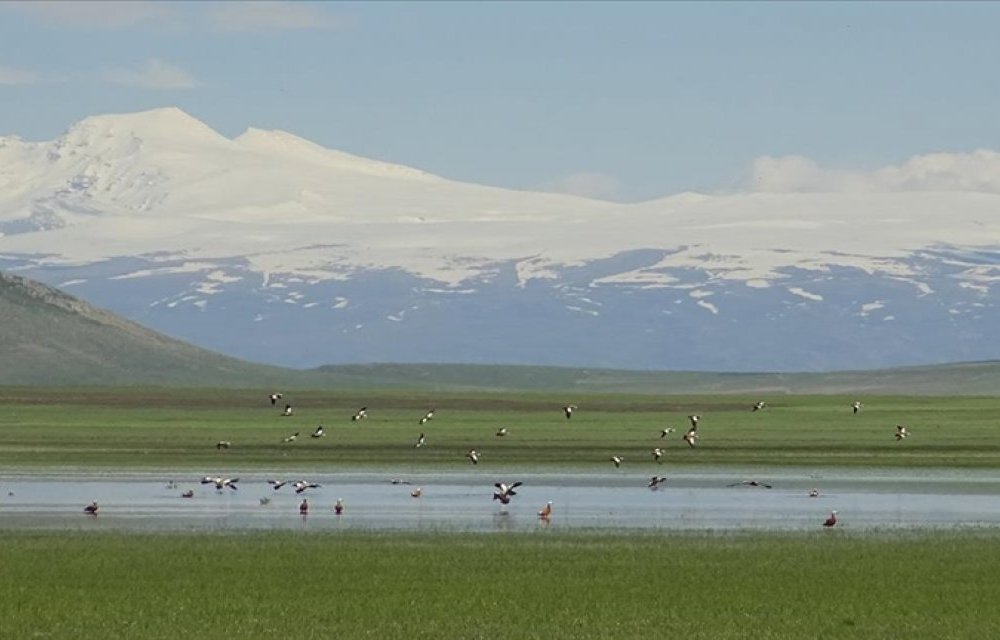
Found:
[1,107,998,371]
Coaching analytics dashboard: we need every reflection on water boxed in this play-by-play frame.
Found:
[2,467,1000,533]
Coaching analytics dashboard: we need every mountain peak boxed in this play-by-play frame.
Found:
[61,107,230,150]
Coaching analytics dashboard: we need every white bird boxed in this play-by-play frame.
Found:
[648,476,667,490]
[281,404,294,417]
[752,401,766,412]
[414,433,426,448]
[215,440,231,450]
[659,427,676,438]
[809,488,820,498]
[83,501,99,516]
[495,427,508,437]
[610,455,624,468]
[311,425,326,438]
[682,429,698,448]
[268,480,288,490]
[294,480,320,494]
[563,405,577,419]
[283,432,299,443]
[269,393,283,406]
[688,415,701,429]
[493,481,522,504]
[895,424,909,441]
[352,407,368,422]
[201,476,239,491]
[467,449,481,465]
[852,401,862,415]
[652,448,664,462]
[419,409,435,425]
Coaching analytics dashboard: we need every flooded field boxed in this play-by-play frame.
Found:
[3,466,1000,533]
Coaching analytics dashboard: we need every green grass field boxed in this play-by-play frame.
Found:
[3,530,1000,639]
[1,387,999,469]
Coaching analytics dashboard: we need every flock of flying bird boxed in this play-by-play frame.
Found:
[79,394,913,528]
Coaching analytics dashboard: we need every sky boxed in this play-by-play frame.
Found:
[1,1,999,202]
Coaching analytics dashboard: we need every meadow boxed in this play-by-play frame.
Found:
[3,530,1000,639]
[0,387,998,469]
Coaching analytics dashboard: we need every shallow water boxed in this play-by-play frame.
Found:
[2,467,1000,533]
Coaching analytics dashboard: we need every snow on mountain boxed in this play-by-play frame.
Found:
[1,107,998,371]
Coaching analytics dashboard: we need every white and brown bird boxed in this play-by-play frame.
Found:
[752,401,766,412]
[351,407,368,422]
[467,449,481,465]
[895,424,909,441]
[419,409,435,425]
[269,392,283,406]
[538,501,553,518]
[281,404,294,417]
[809,488,821,498]
[410,487,422,498]
[83,501,99,516]
[493,481,522,504]
[610,455,624,468]
[648,476,667,490]
[495,427,508,437]
[334,498,345,515]
[688,415,701,429]
[652,448,664,462]
[201,476,239,491]
[563,405,577,419]
[414,433,426,448]
[311,425,326,438]
[659,427,676,438]
[283,432,299,443]
[823,510,838,528]
[682,429,698,448]
[852,401,862,415]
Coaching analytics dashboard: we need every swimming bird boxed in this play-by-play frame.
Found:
[809,488,820,498]
[215,440,231,450]
[414,433,426,448]
[610,455,624,468]
[268,480,288,491]
[311,425,326,438]
[419,409,435,425]
[728,480,772,489]
[652,448,664,462]
[269,392,283,406]
[201,476,239,491]
[648,476,667,490]
[495,427,508,437]
[294,480,320,494]
[752,401,766,412]
[410,487,422,498]
[563,405,577,419]
[659,427,676,438]
[334,498,344,515]
[391,479,412,485]
[852,401,862,414]
[259,497,271,505]
[538,501,553,518]
[299,499,309,515]
[181,490,194,498]
[688,415,701,429]
[467,449,481,465]
[823,510,838,528]
[283,432,299,443]
[493,481,522,504]
[682,429,698,448]
[83,501,99,516]
[351,407,368,422]
[895,424,909,440]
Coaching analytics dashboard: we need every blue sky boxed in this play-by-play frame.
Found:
[1,1,999,201]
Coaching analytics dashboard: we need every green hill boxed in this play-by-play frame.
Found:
[2,271,997,394]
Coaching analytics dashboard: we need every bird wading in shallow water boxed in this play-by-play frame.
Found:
[823,510,838,528]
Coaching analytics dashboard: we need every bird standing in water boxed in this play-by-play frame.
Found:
[83,501,99,516]
[823,510,838,527]
[334,498,344,515]
[299,499,309,515]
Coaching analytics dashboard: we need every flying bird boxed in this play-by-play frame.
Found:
[311,425,326,438]
[688,415,701,429]
[493,481,522,504]
[652,448,664,462]
[895,424,910,440]
[752,401,766,412]
[414,433,426,448]
[823,510,838,528]
[563,405,577,419]
[610,455,624,468]
[216,441,231,450]
[83,501,99,516]
[268,480,288,491]
[648,476,667,490]
[495,427,508,437]
[294,480,320,494]
[283,432,299,443]
[728,480,773,489]
[852,401,862,415]
[659,427,676,438]
[281,404,294,417]
[419,409,435,425]
[201,476,239,491]
[269,393,283,406]
[682,429,698,448]
[467,449,481,465]
[352,407,368,422]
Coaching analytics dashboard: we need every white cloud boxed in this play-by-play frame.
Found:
[4,1,174,29]
[0,64,42,85]
[205,1,341,32]
[103,59,200,90]
[748,150,1000,194]
[544,172,622,200]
